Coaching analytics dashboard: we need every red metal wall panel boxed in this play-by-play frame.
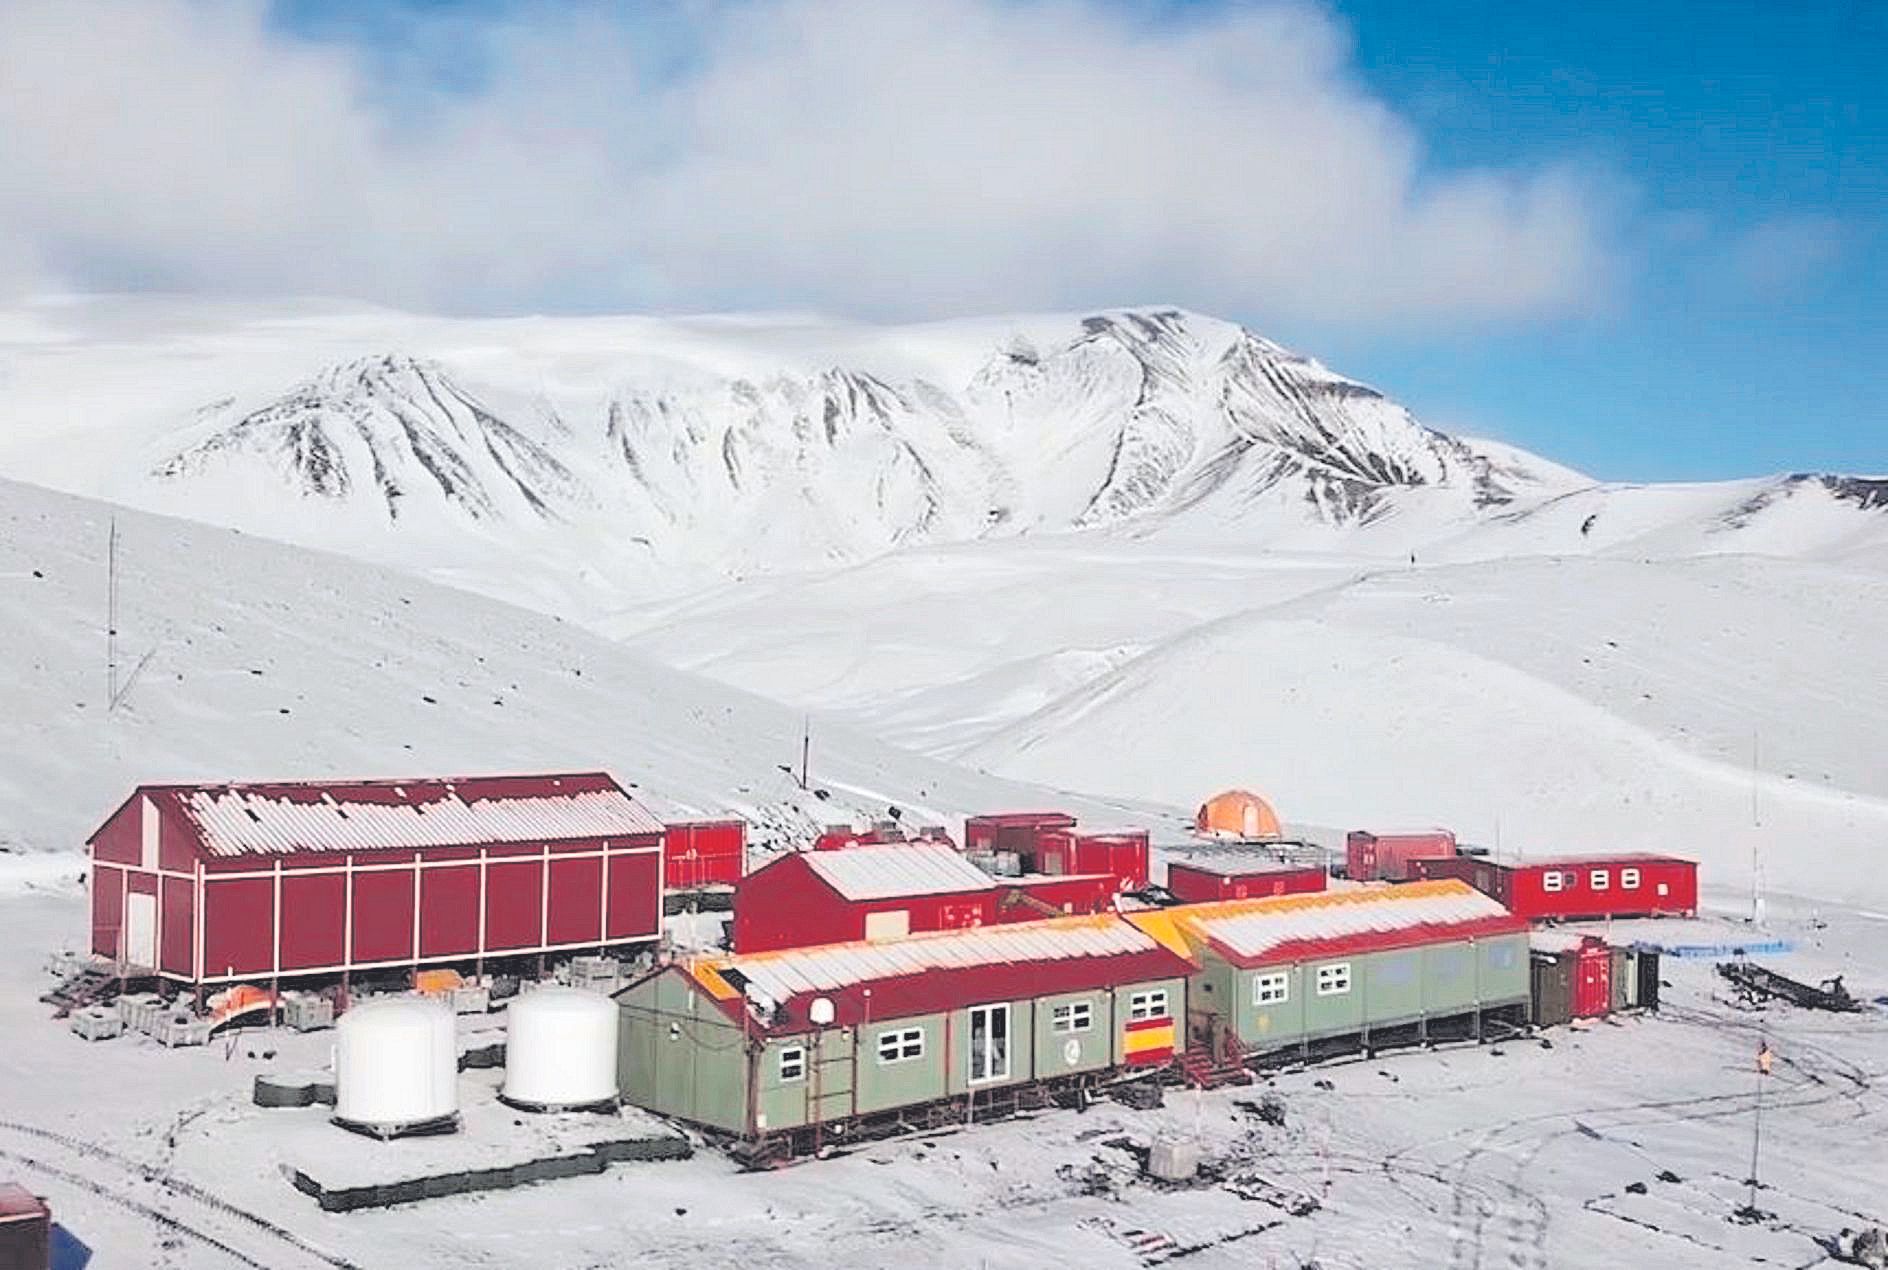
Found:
[156,805,198,874]
[1071,833,1150,893]
[279,872,346,971]
[1572,940,1613,1016]
[485,859,544,951]
[88,797,144,866]
[419,864,482,959]
[160,875,195,977]
[201,877,273,979]
[547,855,603,946]
[605,850,661,941]
[732,855,843,953]
[1347,831,1455,882]
[350,868,415,965]
[664,822,744,889]
[91,866,124,960]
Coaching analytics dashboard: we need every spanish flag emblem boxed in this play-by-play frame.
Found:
[1124,1015,1175,1065]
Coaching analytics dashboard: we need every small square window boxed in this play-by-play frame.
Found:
[1315,963,1351,996]
[876,1027,924,1064]
[1542,871,1565,893]
[1621,868,1641,889]
[1590,869,1610,890]
[1253,972,1289,1006]
[778,1046,806,1083]
[1128,990,1169,1021]
[1051,1002,1093,1033]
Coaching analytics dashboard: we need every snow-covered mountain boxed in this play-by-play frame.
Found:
[1,297,1881,617]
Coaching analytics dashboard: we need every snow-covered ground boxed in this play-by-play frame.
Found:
[4,868,1885,1269]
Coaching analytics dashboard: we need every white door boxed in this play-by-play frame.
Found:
[124,891,158,968]
[864,909,910,942]
[968,1003,1010,1084]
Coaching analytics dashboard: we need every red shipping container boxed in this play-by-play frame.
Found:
[1072,831,1150,893]
[1345,829,1457,882]
[1412,853,1698,921]
[664,819,746,889]
[86,773,665,986]
[964,812,1076,866]
[1167,859,1326,903]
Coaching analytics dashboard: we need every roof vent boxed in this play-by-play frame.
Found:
[808,997,836,1027]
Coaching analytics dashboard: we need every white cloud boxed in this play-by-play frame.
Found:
[1727,214,1849,299]
[0,0,1618,323]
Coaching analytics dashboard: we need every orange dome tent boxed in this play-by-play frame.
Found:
[1194,789,1282,841]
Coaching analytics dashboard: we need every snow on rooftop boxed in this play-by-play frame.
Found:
[1171,881,1513,962]
[172,782,663,856]
[801,841,994,900]
[710,916,1159,1003]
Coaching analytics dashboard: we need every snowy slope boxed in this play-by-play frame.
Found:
[5,295,1881,624]
[616,543,1888,907]
[0,476,1149,859]
[961,555,1888,906]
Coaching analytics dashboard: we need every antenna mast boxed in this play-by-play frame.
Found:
[799,716,811,791]
[106,516,119,712]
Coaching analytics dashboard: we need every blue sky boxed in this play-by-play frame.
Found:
[1287,0,1886,479]
[2,0,1879,482]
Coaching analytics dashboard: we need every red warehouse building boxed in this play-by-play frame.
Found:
[664,819,746,891]
[1166,856,1327,904]
[87,773,665,987]
[1410,853,1697,921]
[1036,830,1151,893]
[1345,829,1457,882]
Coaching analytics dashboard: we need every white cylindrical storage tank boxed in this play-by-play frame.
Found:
[501,986,619,1112]
[333,998,459,1138]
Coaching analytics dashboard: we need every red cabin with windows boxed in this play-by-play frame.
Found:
[732,843,1001,953]
[85,773,665,986]
[1411,853,1697,921]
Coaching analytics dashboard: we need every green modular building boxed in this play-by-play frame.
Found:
[615,913,1195,1156]
[1129,879,1532,1066]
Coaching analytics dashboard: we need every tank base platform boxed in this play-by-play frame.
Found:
[278,1077,688,1211]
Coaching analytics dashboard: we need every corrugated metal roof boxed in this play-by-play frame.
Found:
[156,773,663,857]
[1154,880,1514,962]
[801,842,994,900]
[702,914,1161,1003]
[1496,853,1693,869]
[1170,852,1324,878]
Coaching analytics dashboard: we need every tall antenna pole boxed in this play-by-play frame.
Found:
[1750,730,1762,923]
[106,516,119,712]
[799,716,811,791]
